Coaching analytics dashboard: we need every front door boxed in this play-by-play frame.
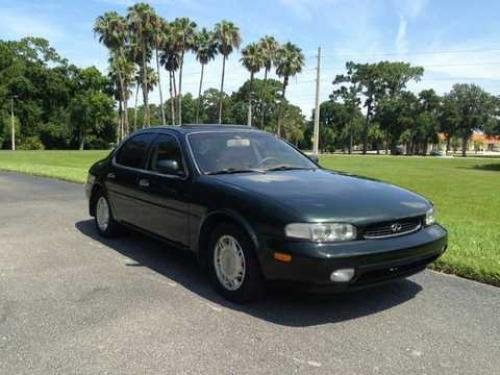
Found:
[137,133,190,246]
[105,132,156,226]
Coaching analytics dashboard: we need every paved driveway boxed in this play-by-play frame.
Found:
[0,172,498,374]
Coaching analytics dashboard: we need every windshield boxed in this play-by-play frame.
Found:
[187,131,317,174]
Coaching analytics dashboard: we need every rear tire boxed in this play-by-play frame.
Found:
[208,223,265,303]
[93,191,123,238]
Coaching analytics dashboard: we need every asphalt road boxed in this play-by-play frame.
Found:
[0,171,499,374]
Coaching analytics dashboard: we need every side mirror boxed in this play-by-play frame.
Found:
[156,159,181,174]
[308,154,319,164]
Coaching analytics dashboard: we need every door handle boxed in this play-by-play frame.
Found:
[107,172,116,179]
[138,178,150,187]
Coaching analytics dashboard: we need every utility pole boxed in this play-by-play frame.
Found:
[10,97,16,151]
[312,47,321,155]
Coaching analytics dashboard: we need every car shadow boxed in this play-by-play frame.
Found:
[75,219,422,327]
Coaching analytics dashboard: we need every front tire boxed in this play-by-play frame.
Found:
[208,223,265,303]
[94,191,122,238]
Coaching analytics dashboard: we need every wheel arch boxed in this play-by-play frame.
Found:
[197,209,260,270]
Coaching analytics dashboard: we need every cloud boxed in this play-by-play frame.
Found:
[395,14,408,53]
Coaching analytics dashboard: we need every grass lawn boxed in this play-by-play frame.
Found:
[0,150,499,286]
[320,155,500,286]
[0,150,109,183]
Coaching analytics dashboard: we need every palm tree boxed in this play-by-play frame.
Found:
[193,28,218,123]
[160,35,181,125]
[127,2,155,127]
[151,14,168,125]
[109,54,135,139]
[134,67,158,127]
[275,42,304,136]
[214,20,241,124]
[258,36,279,127]
[94,11,130,136]
[240,42,264,126]
[171,17,197,125]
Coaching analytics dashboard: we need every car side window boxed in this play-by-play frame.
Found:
[148,134,185,176]
[115,133,156,169]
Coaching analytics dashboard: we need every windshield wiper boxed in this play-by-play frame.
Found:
[206,168,265,175]
[264,165,315,172]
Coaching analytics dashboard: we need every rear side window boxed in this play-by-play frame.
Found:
[115,133,155,169]
[148,134,185,176]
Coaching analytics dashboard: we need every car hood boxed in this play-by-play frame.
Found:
[211,169,430,224]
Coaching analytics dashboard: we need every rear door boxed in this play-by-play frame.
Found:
[137,133,191,246]
[105,132,156,226]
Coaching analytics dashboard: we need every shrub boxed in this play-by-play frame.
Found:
[18,136,45,150]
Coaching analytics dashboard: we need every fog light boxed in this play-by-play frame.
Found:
[330,268,355,282]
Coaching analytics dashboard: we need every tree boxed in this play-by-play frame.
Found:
[150,13,168,125]
[160,35,181,125]
[448,83,494,156]
[240,42,264,126]
[333,61,423,153]
[94,11,130,137]
[258,36,279,127]
[214,20,241,124]
[230,78,282,130]
[127,2,155,127]
[330,84,362,153]
[193,28,218,123]
[275,42,304,136]
[439,94,460,153]
[108,55,134,140]
[70,67,114,149]
[171,17,197,125]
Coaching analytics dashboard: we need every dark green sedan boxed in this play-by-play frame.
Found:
[86,125,447,302]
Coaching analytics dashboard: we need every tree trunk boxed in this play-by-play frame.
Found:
[260,68,269,128]
[117,99,123,143]
[177,50,185,125]
[462,136,468,157]
[218,55,227,124]
[446,136,451,154]
[172,72,178,124]
[277,77,287,137]
[156,49,166,125]
[247,72,254,126]
[79,130,85,150]
[133,84,139,131]
[141,39,149,127]
[362,109,370,155]
[196,63,205,124]
[116,65,128,137]
[169,71,175,125]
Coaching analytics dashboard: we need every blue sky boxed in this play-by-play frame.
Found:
[2,0,500,117]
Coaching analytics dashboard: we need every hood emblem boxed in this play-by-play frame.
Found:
[390,223,403,232]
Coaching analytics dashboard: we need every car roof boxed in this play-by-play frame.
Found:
[136,124,265,136]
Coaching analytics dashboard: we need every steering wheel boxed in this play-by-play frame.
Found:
[256,156,280,168]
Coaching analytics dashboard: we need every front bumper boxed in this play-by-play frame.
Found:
[259,224,447,292]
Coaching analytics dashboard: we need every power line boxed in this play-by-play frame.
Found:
[305,46,500,58]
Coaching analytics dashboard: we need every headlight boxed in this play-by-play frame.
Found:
[285,223,357,242]
[425,207,436,226]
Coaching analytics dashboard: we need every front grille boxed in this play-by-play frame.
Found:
[363,217,422,239]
